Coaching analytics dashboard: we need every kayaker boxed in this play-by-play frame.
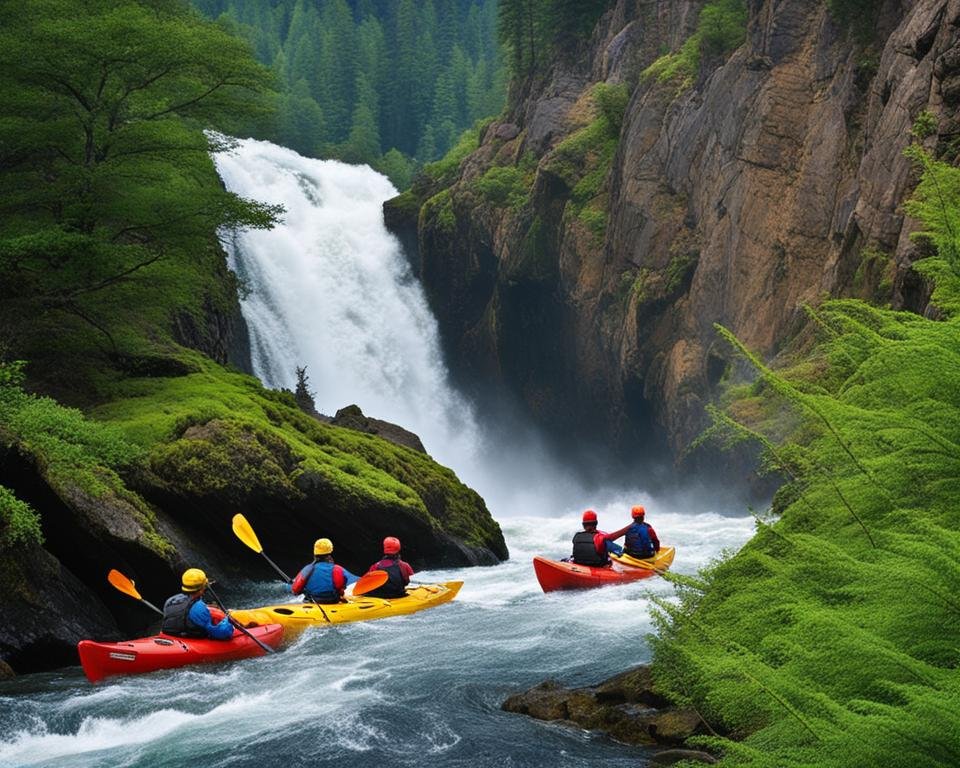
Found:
[570,510,631,567]
[288,538,358,604]
[623,505,660,559]
[364,536,415,598]
[161,568,234,640]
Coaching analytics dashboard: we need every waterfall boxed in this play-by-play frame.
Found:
[214,139,487,489]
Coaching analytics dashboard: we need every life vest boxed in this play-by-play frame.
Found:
[161,593,206,638]
[624,522,655,559]
[572,530,608,566]
[301,561,342,604]
[364,558,408,599]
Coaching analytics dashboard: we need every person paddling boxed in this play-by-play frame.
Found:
[162,568,233,640]
[289,538,358,604]
[623,505,660,559]
[364,536,415,599]
[570,510,631,567]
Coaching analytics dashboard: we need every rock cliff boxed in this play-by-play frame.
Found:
[386,0,960,465]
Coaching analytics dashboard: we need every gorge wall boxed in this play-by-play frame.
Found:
[386,0,960,470]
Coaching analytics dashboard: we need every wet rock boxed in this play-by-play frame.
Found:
[0,544,120,673]
[651,749,719,765]
[0,660,14,679]
[501,665,706,747]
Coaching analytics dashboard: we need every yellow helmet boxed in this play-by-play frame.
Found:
[313,538,333,556]
[181,568,208,592]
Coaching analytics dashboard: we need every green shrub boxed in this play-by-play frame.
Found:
[473,166,530,209]
[0,485,42,549]
[643,0,746,92]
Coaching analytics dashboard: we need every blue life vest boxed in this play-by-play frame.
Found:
[624,523,655,559]
[300,561,341,604]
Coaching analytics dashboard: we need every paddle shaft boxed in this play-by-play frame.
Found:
[139,597,164,617]
[206,584,276,655]
[260,551,292,584]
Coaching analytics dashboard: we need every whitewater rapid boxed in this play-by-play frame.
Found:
[0,513,754,768]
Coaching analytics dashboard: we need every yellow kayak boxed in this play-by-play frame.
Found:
[610,547,676,571]
[231,581,463,634]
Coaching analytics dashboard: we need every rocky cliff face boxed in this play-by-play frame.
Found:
[387,0,960,464]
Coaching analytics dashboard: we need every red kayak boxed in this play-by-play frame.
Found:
[533,547,676,592]
[77,624,284,683]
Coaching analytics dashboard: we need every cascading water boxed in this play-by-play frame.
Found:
[215,139,479,473]
[0,139,756,767]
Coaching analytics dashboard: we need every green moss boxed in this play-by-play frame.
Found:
[473,165,530,209]
[91,352,502,550]
[420,189,456,235]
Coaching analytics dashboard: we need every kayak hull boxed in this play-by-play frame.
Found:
[77,624,283,684]
[230,581,463,633]
[533,546,676,593]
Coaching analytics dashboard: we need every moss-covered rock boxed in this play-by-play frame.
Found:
[501,665,707,748]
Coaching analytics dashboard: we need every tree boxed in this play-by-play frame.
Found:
[0,0,281,340]
[294,365,317,415]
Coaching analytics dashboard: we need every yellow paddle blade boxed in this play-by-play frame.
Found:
[231,513,263,554]
[352,570,389,596]
[107,569,143,600]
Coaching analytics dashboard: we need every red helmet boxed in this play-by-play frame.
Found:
[582,510,598,524]
[383,536,401,554]
[631,505,646,519]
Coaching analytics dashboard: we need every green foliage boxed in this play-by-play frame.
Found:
[642,0,747,93]
[0,485,43,550]
[655,130,960,764]
[0,362,143,498]
[195,0,506,167]
[420,190,456,235]
[0,0,281,385]
[91,352,504,550]
[422,123,484,186]
[498,0,613,77]
[473,166,530,209]
[904,143,960,274]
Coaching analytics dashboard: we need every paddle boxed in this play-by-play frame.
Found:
[205,583,276,655]
[350,569,389,596]
[231,513,292,583]
[108,568,275,655]
[107,569,163,616]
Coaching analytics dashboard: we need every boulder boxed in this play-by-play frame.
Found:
[331,404,427,454]
[501,665,707,747]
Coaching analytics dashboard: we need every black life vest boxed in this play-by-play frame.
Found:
[571,530,608,566]
[624,523,655,559]
[161,593,206,638]
[364,558,408,599]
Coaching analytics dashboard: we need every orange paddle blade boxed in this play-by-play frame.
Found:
[107,569,143,600]
[352,569,389,596]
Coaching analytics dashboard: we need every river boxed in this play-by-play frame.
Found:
[0,140,755,766]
